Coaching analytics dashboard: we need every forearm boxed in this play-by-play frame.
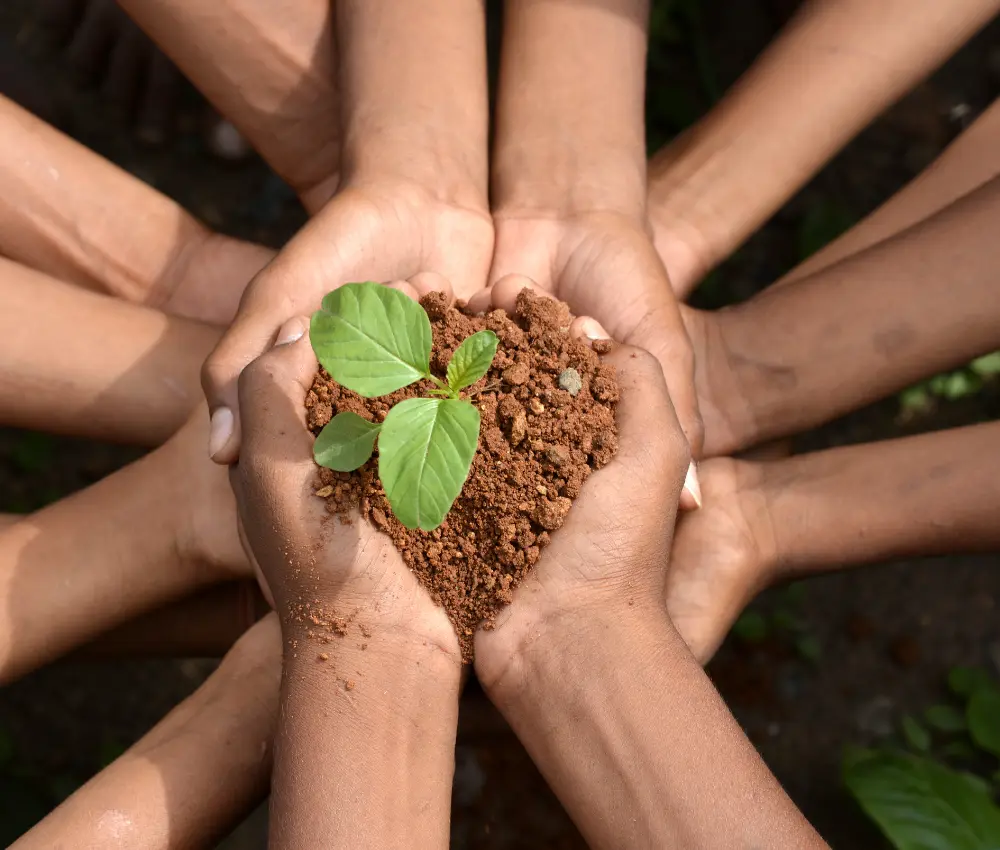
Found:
[271,630,460,849]
[118,0,340,212]
[76,582,268,659]
[752,421,1000,579]
[0,95,270,317]
[0,443,222,683]
[712,175,1000,452]
[488,606,823,848]
[335,0,488,206]
[492,0,648,216]
[779,96,1000,286]
[0,260,216,445]
[13,615,280,850]
[648,0,1000,292]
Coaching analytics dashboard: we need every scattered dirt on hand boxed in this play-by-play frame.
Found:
[304,290,620,662]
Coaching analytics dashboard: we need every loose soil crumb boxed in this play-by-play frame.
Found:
[304,290,620,662]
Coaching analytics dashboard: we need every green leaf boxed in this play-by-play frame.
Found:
[314,412,381,472]
[446,330,499,392]
[949,667,994,699]
[902,715,932,752]
[925,705,968,734]
[731,610,767,643]
[968,686,1000,759]
[970,352,1000,377]
[899,385,932,414]
[796,634,822,663]
[378,398,480,531]
[942,371,981,400]
[843,748,1000,850]
[310,283,431,397]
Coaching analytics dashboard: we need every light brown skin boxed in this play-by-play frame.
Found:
[0,94,272,326]
[665,421,1000,662]
[648,0,1000,297]
[231,321,462,850]
[0,407,245,685]
[11,615,281,850]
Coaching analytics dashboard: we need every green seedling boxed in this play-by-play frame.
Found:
[309,282,498,532]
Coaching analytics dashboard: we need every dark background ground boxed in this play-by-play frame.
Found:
[0,1,998,847]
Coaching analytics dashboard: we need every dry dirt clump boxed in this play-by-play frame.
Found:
[305,289,620,662]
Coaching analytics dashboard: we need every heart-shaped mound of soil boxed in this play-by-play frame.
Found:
[305,289,620,662]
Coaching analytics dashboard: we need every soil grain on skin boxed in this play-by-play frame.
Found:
[305,290,620,662]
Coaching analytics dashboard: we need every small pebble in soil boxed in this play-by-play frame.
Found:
[558,367,582,396]
[304,290,621,663]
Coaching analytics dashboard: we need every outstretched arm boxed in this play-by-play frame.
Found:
[649,0,1000,296]
[12,615,280,850]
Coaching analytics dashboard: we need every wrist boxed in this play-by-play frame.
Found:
[476,594,675,708]
[491,144,647,221]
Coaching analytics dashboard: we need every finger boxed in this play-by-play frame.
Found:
[465,286,494,314]
[385,279,420,301]
[623,301,706,463]
[235,316,316,463]
[490,273,550,314]
[569,315,611,342]
[601,344,690,505]
[408,271,455,305]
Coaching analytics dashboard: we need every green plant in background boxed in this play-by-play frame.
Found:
[899,353,1000,417]
[309,282,498,532]
[844,666,1000,849]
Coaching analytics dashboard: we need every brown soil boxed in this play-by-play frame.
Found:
[304,290,620,662]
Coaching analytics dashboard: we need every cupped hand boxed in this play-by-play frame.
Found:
[228,312,461,660]
[477,211,703,460]
[475,340,691,687]
[664,457,778,664]
[203,180,494,464]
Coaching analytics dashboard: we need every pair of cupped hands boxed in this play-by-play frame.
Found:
[187,174,755,673]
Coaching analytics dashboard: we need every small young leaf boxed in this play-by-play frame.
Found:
[901,715,931,752]
[949,667,993,699]
[310,283,431,397]
[446,330,499,392]
[843,749,1000,850]
[967,686,1000,759]
[378,398,480,531]
[731,610,767,643]
[925,705,968,734]
[314,412,381,472]
[795,634,822,663]
[970,351,1000,377]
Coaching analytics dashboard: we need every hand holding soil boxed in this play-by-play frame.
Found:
[229,314,461,662]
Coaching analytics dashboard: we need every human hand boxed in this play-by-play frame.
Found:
[228,314,461,662]
[203,181,493,463]
[162,406,249,583]
[470,267,703,507]
[664,458,777,664]
[475,340,691,687]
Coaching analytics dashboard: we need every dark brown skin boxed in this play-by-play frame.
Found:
[474,332,826,848]
[231,312,463,850]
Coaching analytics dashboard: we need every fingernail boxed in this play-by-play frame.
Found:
[580,317,611,340]
[275,317,306,346]
[683,461,702,509]
[208,407,234,459]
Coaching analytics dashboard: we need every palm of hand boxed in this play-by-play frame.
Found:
[664,458,775,663]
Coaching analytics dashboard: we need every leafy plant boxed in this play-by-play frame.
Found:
[309,283,498,531]
[845,667,1000,849]
[899,352,1000,416]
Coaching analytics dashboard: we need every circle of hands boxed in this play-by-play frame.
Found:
[2,1,996,847]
